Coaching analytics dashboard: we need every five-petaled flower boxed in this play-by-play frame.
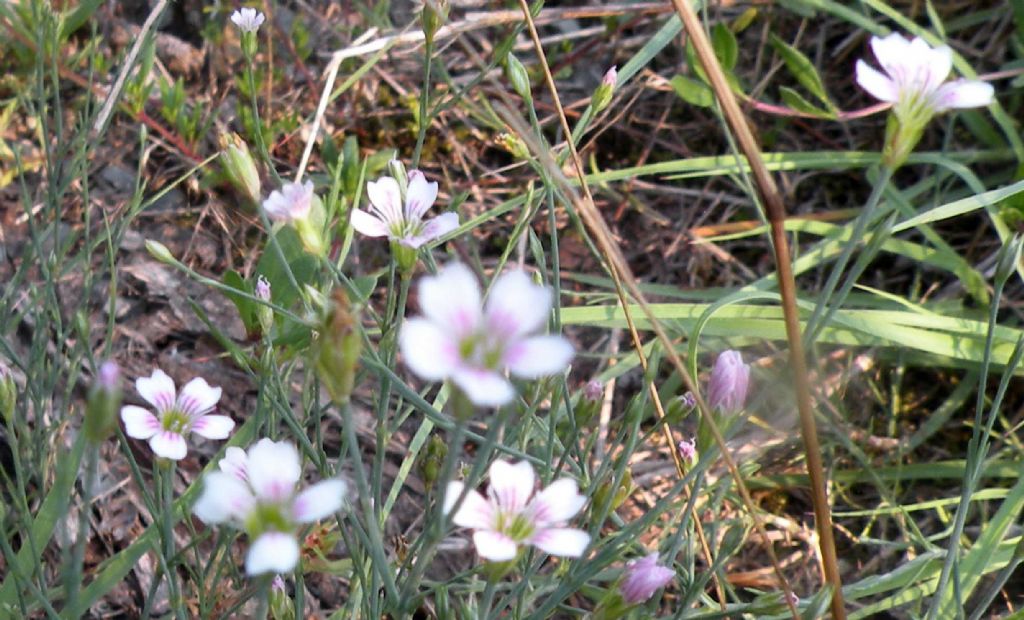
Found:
[707,350,750,414]
[620,553,675,604]
[230,8,265,33]
[263,181,314,223]
[120,369,233,460]
[194,439,347,575]
[855,33,994,167]
[399,263,574,406]
[350,169,458,249]
[444,459,590,562]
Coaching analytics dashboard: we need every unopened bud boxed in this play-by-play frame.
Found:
[583,380,603,402]
[677,437,697,465]
[85,360,122,442]
[0,361,16,425]
[574,380,603,428]
[592,66,617,113]
[387,159,410,200]
[496,132,529,160]
[255,275,274,335]
[145,239,177,265]
[505,54,532,102]
[420,0,449,44]
[620,553,674,605]
[994,234,1024,286]
[594,468,632,512]
[219,133,262,206]
[707,350,750,414]
[419,434,448,488]
[269,575,294,620]
[314,289,362,404]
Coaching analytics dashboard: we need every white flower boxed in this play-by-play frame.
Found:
[399,263,574,406]
[350,169,458,248]
[263,180,314,223]
[855,34,994,116]
[230,8,265,34]
[120,369,233,460]
[444,459,590,562]
[193,439,347,575]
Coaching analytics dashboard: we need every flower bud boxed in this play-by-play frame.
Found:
[583,379,603,401]
[677,437,697,465]
[420,0,449,44]
[505,54,532,102]
[145,239,177,265]
[593,467,632,513]
[620,553,675,604]
[707,350,750,414]
[994,234,1024,286]
[314,289,362,404]
[219,132,262,206]
[574,380,603,428]
[0,361,16,425]
[592,66,617,113]
[419,433,447,489]
[84,360,122,443]
[269,575,295,620]
[255,275,274,335]
[496,132,530,160]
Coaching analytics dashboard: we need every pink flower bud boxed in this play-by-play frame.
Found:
[583,379,603,402]
[97,360,121,392]
[620,553,674,604]
[677,437,696,463]
[602,66,618,89]
[256,275,272,301]
[707,350,750,414]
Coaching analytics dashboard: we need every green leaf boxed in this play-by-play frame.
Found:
[711,23,739,71]
[222,270,256,335]
[769,33,836,112]
[0,435,86,608]
[670,75,714,108]
[255,227,318,310]
[779,85,835,119]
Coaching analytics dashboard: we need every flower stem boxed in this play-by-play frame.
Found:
[802,166,894,346]
[158,461,185,620]
[411,35,434,169]
[63,443,98,614]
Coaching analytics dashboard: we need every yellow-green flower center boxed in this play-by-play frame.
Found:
[160,409,191,434]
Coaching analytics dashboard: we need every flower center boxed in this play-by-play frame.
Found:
[458,333,505,370]
[160,409,191,434]
[246,502,293,537]
[496,511,535,542]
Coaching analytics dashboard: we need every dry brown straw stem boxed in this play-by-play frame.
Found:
[510,0,799,617]
[667,0,845,616]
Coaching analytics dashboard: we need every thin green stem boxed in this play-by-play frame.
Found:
[411,36,434,168]
[62,444,98,614]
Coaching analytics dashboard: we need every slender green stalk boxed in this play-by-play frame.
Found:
[804,166,895,345]
[411,34,434,168]
[338,400,399,603]
[62,444,99,614]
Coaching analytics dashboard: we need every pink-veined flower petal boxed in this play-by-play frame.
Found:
[366,176,404,224]
[246,439,302,503]
[121,405,161,439]
[191,415,235,439]
[349,209,390,237]
[906,37,951,94]
[245,532,300,575]
[149,431,188,460]
[400,212,459,249]
[219,446,249,481]
[263,181,314,223]
[855,59,898,103]
[503,335,574,379]
[292,479,347,523]
[933,80,994,111]
[444,483,495,530]
[136,369,176,413]
[450,367,516,407]
[404,170,439,220]
[399,318,460,382]
[472,530,519,562]
[417,263,482,337]
[620,553,675,604]
[487,460,535,514]
[193,471,255,524]
[527,478,587,527]
[870,33,913,86]
[528,527,590,557]
[177,377,222,417]
[485,270,552,340]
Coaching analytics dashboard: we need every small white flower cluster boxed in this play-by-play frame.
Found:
[120,371,345,575]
